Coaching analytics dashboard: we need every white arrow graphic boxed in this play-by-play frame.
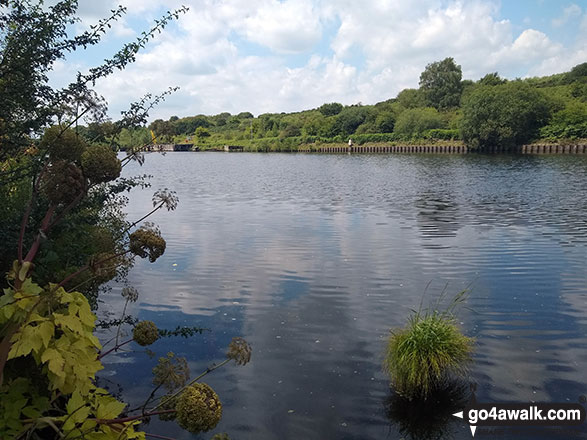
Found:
[453,411,476,437]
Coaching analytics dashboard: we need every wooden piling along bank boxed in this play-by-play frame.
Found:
[519,144,587,154]
[302,145,470,154]
[297,143,587,154]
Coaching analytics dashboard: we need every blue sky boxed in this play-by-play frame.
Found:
[48,0,587,121]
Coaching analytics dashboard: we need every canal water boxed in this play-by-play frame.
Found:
[99,152,587,439]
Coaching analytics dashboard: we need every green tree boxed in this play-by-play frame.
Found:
[395,88,426,109]
[540,101,587,139]
[567,62,587,82]
[195,126,211,140]
[394,107,445,139]
[419,57,463,110]
[375,111,396,133]
[478,72,506,86]
[318,102,343,116]
[331,106,371,136]
[461,82,552,149]
[149,118,175,140]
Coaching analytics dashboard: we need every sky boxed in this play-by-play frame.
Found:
[48,0,587,121]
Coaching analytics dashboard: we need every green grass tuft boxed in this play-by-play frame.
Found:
[383,298,474,399]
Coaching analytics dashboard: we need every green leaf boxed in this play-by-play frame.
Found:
[38,321,54,348]
[54,313,83,334]
[95,395,126,419]
[41,348,65,378]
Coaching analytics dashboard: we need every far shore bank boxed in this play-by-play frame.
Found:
[144,140,587,155]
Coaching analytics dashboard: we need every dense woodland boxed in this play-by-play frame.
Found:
[82,59,587,152]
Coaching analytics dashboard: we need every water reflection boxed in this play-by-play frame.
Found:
[97,152,587,440]
[384,381,471,440]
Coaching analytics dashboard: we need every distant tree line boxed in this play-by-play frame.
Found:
[84,59,587,151]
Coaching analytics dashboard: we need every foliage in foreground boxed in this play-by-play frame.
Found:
[1,2,249,439]
[383,293,473,399]
[0,273,251,438]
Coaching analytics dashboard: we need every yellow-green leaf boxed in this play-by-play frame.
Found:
[95,397,126,419]
[38,321,54,348]
[41,348,65,377]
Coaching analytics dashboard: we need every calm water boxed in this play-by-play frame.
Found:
[98,152,587,440]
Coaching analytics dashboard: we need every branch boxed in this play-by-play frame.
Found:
[122,202,164,235]
[95,409,175,425]
[97,338,133,360]
[144,433,178,440]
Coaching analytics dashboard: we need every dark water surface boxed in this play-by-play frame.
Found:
[99,153,587,439]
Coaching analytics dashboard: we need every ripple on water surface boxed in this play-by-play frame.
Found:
[98,153,587,440]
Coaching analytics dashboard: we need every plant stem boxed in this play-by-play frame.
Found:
[123,201,164,234]
[95,409,175,425]
[144,434,178,440]
[115,299,130,348]
[97,338,133,360]
[22,204,56,265]
[151,358,230,411]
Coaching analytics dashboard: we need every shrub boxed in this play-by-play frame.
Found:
[383,301,473,399]
[461,82,551,149]
[539,101,587,140]
[394,107,445,140]
[423,128,461,140]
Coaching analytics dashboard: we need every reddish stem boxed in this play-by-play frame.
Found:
[96,409,175,425]
[144,433,178,440]
[22,204,55,263]
[97,338,133,360]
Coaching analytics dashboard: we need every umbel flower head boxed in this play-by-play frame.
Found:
[129,223,166,263]
[175,383,222,433]
[152,188,179,211]
[226,337,252,366]
[121,286,139,303]
[133,320,159,346]
[152,352,190,392]
[42,160,86,205]
[41,125,87,163]
[81,144,121,184]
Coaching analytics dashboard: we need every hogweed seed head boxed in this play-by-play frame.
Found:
[129,223,166,262]
[152,188,179,211]
[152,352,190,392]
[175,383,222,433]
[81,145,121,184]
[121,286,139,302]
[42,125,87,163]
[226,337,252,366]
[133,320,159,346]
[42,160,86,205]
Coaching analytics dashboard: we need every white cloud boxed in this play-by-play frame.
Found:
[49,0,587,120]
[552,3,582,27]
[237,0,323,53]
